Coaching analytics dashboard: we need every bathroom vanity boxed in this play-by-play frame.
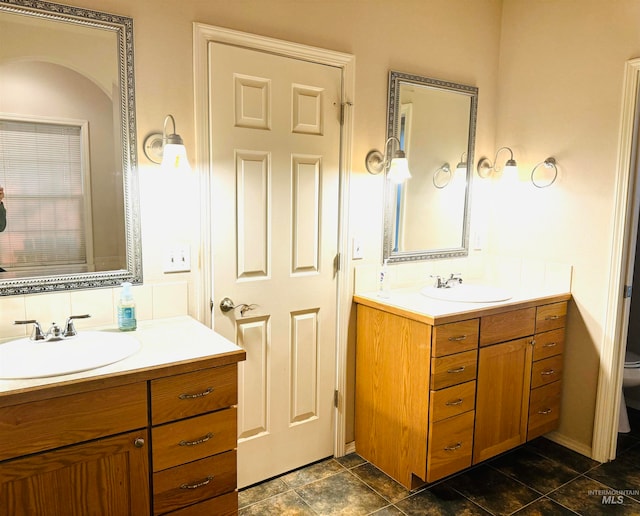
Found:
[354,289,569,489]
[0,317,245,515]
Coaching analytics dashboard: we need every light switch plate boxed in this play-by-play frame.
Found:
[352,237,363,260]
[164,245,191,273]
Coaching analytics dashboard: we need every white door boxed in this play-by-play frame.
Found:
[208,41,342,488]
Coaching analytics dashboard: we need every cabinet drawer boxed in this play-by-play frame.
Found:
[430,381,476,422]
[163,491,237,515]
[153,450,236,515]
[533,328,565,362]
[151,365,238,425]
[531,355,563,389]
[536,302,567,333]
[432,319,479,357]
[480,308,536,347]
[528,381,561,440]
[431,350,477,390]
[427,410,474,483]
[0,382,147,461]
[152,408,237,472]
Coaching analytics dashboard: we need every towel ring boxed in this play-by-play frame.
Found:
[433,162,452,189]
[531,157,558,188]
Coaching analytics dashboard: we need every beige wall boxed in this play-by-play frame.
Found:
[493,0,640,449]
[9,0,633,455]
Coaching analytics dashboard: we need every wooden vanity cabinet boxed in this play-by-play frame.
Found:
[0,382,150,515]
[0,361,242,516]
[354,295,569,489]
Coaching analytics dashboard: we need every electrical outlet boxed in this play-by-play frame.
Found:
[352,237,363,260]
[164,245,191,273]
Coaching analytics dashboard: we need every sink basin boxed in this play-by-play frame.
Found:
[420,284,512,303]
[0,331,141,380]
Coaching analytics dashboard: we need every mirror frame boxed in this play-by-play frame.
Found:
[383,70,477,263]
[0,0,142,296]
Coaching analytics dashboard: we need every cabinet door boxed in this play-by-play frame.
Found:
[474,338,533,464]
[0,430,150,516]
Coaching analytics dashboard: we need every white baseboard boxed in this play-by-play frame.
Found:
[544,431,594,460]
[344,441,356,455]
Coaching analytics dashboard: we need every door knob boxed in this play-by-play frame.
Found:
[220,297,236,313]
[219,297,257,316]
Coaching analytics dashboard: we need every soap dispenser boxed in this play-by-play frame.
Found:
[117,282,137,331]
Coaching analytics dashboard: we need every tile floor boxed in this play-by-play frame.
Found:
[238,408,640,515]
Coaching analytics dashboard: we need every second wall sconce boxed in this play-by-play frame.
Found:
[143,114,191,172]
[365,136,412,183]
[476,146,518,178]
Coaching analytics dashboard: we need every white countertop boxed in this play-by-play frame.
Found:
[0,316,243,397]
[354,285,571,323]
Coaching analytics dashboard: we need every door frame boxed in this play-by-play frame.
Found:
[593,58,640,461]
[192,23,355,457]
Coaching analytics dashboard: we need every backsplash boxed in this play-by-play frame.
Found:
[354,252,572,295]
[0,281,188,339]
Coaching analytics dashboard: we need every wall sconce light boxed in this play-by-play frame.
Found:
[530,157,558,188]
[143,114,191,172]
[455,152,467,174]
[433,162,452,189]
[476,146,518,178]
[365,136,411,183]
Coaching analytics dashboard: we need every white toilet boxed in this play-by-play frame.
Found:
[619,350,640,433]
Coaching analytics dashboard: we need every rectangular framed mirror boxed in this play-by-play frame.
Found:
[383,70,477,263]
[0,0,141,295]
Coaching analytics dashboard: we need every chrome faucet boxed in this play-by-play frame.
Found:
[15,314,91,341]
[431,273,463,289]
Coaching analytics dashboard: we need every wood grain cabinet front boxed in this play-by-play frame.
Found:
[527,302,567,440]
[0,361,242,516]
[0,386,150,515]
[354,294,570,490]
[150,365,239,515]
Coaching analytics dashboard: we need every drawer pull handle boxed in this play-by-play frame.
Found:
[444,442,462,451]
[447,366,466,374]
[133,437,145,448]
[448,335,467,342]
[180,476,214,490]
[179,432,214,447]
[178,387,214,400]
[538,408,553,415]
[545,315,560,321]
[541,369,556,376]
[445,398,464,406]
[542,342,558,348]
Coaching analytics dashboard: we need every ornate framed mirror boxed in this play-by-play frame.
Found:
[383,70,477,263]
[0,0,141,295]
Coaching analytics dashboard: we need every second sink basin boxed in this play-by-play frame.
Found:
[0,331,141,380]
[420,284,512,303]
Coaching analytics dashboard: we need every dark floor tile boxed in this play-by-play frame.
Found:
[295,470,388,515]
[238,490,315,515]
[280,457,345,488]
[370,506,405,515]
[511,497,578,515]
[444,464,540,515]
[490,446,580,494]
[238,477,290,508]
[350,462,411,503]
[549,475,640,515]
[395,483,491,515]
[336,452,367,469]
[525,437,600,473]
[586,444,640,502]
